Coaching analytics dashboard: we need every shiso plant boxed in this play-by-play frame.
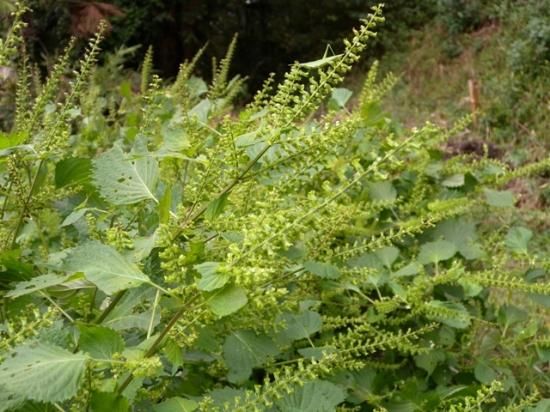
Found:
[0,3,549,411]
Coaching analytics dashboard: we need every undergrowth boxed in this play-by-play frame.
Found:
[0,3,549,411]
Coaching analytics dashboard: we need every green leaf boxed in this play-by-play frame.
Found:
[474,361,499,384]
[6,273,69,298]
[484,189,515,208]
[204,192,229,220]
[64,241,151,295]
[277,310,322,342]
[392,262,422,277]
[195,262,228,291]
[55,157,92,188]
[504,226,533,253]
[375,246,399,269]
[208,285,248,317]
[103,287,159,331]
[442,174,465,187]
[153,397,198,412]
[158,186,172,224]
[61,208,92,227]
[303,261,340,279]
[418,240,457,264]
[275,380,346,412]
[0,343,88,402]
[90,392,129,412]
[330,87,353,108]
[189,99,212,123]
[93,145,159,205]
[414,350,446,375]
[78,325,124,359]
[367,181,397,201]
[223,330,279,383]
[432,218,483,260]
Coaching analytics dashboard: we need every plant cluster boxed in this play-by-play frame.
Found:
[0,3,549,411]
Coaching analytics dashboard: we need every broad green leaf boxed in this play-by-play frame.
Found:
[393,262,422,277]
[505,226,533,253]
[195,262,228,291]
[303,261,340,279]
[93,145,159,205]
[61,208,92,227]
[330,87,353,108]
[441,174,464,187]
[6,273,69,298]
[223,330,279,383]
[432,218,483,260]
[90,392,129,412]
[153,397,198,412]
[64,242,151,295]
[414,350,446,375]
[275,380,346,412]
[277,310,322,342]
[484,189,514,208]
[375,246,399,269]
[0,385,23,412]
[418,240,457,265]
[55,157,92,188]
[78,325,124,359]
[0,130,27,149]
[208,285,248,317]
[0,342,88,402]
[205,192,229,220]
[474,361,499,384]
[367,181,397,201]
[189,99,212,123]
[103,286,159,331]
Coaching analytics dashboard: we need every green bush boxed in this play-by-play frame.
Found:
[0,4,549,411]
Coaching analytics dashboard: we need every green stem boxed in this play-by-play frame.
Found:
[95,290,126,324]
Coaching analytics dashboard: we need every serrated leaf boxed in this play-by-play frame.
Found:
[367,181,397,201]
[61,208,91,227]
[94,146,159,205]
[392,262,422,277]
[275,380,346,412]
[64,242,151,295]
[55,157,92,188]
[6,273,69,298]
[153,397,198,412]
[223,330,279,383]
[432,218,483,260]
[442,174,464,187]
[330,87,353,108]
[505,226,533,253]
[195,262,228,291]
[277,310,322,342]
[375,246,399,269]
[90,392,129,412]
[78,325,124,359]
[103,287,159,331]
[484,189,514,207]
[0,343,88,403]
[208,285,248,317]
[303,261,340,279]
[474,361,499,384]
[418,240,457,264]
[414,350,446,375]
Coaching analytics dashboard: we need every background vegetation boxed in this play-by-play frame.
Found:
[0,1,548,411]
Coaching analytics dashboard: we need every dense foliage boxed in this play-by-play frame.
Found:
[0,3,549,411]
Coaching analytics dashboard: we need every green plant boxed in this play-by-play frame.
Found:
[0,3,549,411]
